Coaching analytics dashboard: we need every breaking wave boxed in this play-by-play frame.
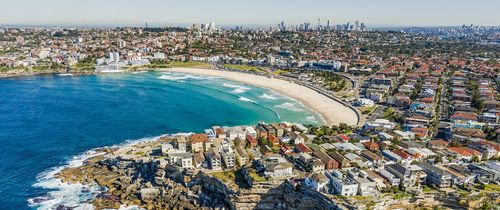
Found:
[222,83,251,94]
[158,74,205,82]
[260,93,278,100]
[306,115,319,123]
[238,96,256,103]
[28,133,192,210]
[274,102,304,112]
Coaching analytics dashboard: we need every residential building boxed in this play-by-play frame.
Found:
[385,164,415,188]
[379,169,401,186]
[168,152,193,169]
[264,162,293,179]
[313,150,339,170]
[191,133,209,152]
[221,148,236,168]
[235,147,250,166]
[329,151,351,168]
[419,162,452,188]
[304,172,330,192]
[327,170,359,196]
[207,148,222,170]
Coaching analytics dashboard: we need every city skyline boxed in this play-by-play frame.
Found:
[1,0,500,27]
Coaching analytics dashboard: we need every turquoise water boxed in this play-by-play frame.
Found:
[0,71,321,209]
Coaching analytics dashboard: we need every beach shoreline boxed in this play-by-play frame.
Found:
[1,67,359,126]
[167,67,359,126]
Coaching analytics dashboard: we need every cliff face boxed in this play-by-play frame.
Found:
[241,181,340,210]
[58,157,234,209]
[58,156,340,210]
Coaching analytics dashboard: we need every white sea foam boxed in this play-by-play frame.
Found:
[29,151,104,210]
[238,96,256,103]
[222,83,251,93]
[131,71,148,74]
[158,74,204,82]
[306,115,319,123]
[119,205,145,210]
[274,102,304,112]
[29,133,192,210]
[260,93,277,100]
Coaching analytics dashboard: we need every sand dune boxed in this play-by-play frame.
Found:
[169,68,359,126]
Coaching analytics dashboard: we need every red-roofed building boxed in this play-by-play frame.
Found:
[255,126,268,139]
[448,60,466,68]
[448,147,482,159]
[411,127,429,139]
[280,145,293,155]
[479,141,500,152]
[246,134,258,147]
[296,143,312,154]
[393,149,413,162]
[450,111,478,122]
[191,134,208,143]
[191,134,208,152]
[336,134,350,142]
[362,141,379,151]
[391,93,412,107]
[268,135,280,146]
[427,140,449,149]
[420,97,434,104]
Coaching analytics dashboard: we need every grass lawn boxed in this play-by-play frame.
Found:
[422,185,437,193]
[359,105,377,115]
[145,61,212,69]
[382,108,396,118]
[169,61,212,69]
[273,69,290,75]
[222,64,264,72]
[209,171,237,183]
[248,170,266,182]
[484,184,500,192]
[392,192,411,200]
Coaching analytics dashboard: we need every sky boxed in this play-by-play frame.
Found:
[1,0,499,27]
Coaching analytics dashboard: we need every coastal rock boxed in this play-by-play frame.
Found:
[140,187,160,203]
[56,150,345,210]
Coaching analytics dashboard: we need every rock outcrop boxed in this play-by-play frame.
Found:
[58,156,238,209]
[58,154,342,210]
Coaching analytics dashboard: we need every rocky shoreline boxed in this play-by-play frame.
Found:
[53,139,341,210]
[0,68,94,78]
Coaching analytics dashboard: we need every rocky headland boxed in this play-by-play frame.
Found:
[55,140,341,210]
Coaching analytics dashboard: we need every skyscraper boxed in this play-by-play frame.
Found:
[360,23,366,31]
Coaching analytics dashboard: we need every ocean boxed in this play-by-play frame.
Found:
[0,71,322,209]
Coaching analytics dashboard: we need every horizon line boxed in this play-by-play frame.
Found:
[1,22,499,29]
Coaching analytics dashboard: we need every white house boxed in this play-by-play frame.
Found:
[207,148,222,170]
[356,98,375,107]
[245,126,257,138]
[220,147,236,168]
[169,153,193,169]
[264,162,293,179]
[393,130,415,140]
[290,131,308,145]
[379,169,401,186]
[378,132,394,141]
[204,129,216,138]
[226,126,246,140]
[305,172,330,192]
[326,170,358,196]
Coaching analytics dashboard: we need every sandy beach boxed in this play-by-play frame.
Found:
[168,68,359,126]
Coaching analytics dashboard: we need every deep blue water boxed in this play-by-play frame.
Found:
[0,71,321,209]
